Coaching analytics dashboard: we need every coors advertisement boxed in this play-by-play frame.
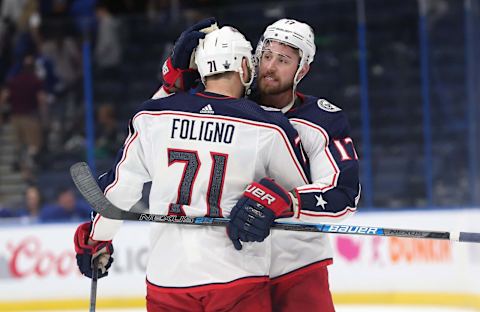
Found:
[0,223,149,300]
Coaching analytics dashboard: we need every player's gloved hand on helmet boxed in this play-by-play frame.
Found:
[74,222,114,279]
[227,178,293,250]
[162,17,218,93]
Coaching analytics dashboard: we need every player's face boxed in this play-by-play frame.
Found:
[257,41,300,96]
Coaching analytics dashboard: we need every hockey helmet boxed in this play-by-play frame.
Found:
[256,19,316,84]
[195,26,254,90]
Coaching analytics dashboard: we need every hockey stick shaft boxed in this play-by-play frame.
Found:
[70,162,480,243]
[89,257,99,312]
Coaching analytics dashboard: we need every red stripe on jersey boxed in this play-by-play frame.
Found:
[104,131,139,195]
[300,207,357,218]
[270,258,333,285]
[90,213,102,239]
[297,186,335,192]
[94,130,141,228]
[132,111,309,184]
[146,275,269,294]
[295,91,305,100]
[195,92,236,100]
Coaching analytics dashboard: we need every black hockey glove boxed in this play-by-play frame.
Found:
[74,222,114,279]
[162,17,218,92]
[227,178,293,250]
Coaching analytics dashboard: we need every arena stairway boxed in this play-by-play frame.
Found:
[0,123,26,207]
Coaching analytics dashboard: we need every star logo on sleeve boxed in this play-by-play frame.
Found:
[315,194,328,210]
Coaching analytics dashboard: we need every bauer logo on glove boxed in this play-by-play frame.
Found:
[227,178,293,250]
[245,184,277,205]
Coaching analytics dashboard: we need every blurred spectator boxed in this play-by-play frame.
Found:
[1,0,27,25]
[7,32,37,77]
[1,0,40,35]
[0,53,48,178]
[0,185,43,221]
[17,0,41,39]
[41,26,82,133]
[0,205,16,218]
[94,1,122,75]
[34,51,59,97]
[15,184,44,221]
[95,103,124,159]
[426,0,449,29]
[6,30,59,97]
[39,187,91,222]
[41,28,81,95]
[1,0,41,76]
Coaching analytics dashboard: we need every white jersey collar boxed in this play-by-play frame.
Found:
[280,98,295,114]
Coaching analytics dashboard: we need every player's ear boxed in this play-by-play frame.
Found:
[297,63,310,81]
[241,57,251,82]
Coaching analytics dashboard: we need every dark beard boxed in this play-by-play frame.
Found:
[258,77,294,96]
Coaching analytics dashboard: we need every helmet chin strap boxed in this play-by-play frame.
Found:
[239,64,254,96]
[288,61,305,111]
[281,100,295,114]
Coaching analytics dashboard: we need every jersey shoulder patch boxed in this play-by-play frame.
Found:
[317,99,342,112]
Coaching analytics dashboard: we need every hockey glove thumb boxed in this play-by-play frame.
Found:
[162,17,218,92]
[171,17,218,69]
[74,222,114,279]
[227,178,293,250]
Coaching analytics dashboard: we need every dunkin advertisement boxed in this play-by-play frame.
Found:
[0,209,479,304]
[329,209,480,294]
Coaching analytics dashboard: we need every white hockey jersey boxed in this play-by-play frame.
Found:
[90,91,310,290]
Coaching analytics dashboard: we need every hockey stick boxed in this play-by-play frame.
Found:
[89,257,99,312]
[70,162,480,243]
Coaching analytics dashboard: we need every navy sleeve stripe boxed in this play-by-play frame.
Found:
[104,131,140,195]
[98,118,140,196]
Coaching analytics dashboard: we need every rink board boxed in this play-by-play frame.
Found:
[0,209,479,310]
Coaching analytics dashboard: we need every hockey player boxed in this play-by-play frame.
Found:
[161,18,361,311]
[74,26,310,311]
[229,19,361,311]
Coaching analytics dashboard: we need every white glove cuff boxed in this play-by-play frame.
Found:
[288,190,300,218]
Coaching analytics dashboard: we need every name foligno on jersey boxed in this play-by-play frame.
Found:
[171,118,236,144]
